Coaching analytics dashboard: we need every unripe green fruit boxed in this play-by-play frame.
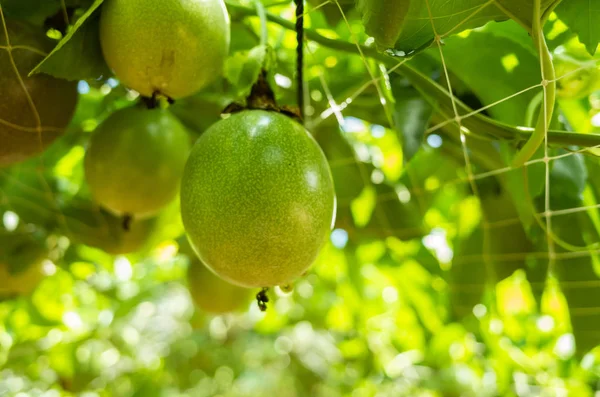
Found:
[0,21,78,167]
[84,106,190,218]
[100,0,230,99]
[181,110,336,288]
[0,232,48,297]
[187,257,252,314]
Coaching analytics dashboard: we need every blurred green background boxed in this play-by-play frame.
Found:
[2,0,600,395]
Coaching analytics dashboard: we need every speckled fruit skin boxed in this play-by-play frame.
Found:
[84,106,190,218]
[180,110,336,288]
[0,21,78,167]
[100,0,230,99]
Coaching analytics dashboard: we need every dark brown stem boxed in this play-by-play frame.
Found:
[294,0,305,121]
[246,69,278,109]
[141,92,174,109]
[122,214,133,231]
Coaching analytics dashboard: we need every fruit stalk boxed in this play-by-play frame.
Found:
[294,0,305,120]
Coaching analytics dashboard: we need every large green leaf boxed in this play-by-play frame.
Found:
[1,0,61,25]
[555,0,600,55]
[429,20,540,125]
[381,0,549,54]
[534,153,600,356]
[494,0,558,29]
[357,0,411,49]
[450,177,547,318]
[552,209,600,357]
[392,1,507,54]
[31,0,110,81]
[391,82,433,162]
[449,225,488,320]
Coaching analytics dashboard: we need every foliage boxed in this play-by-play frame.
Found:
[0,0,600,396]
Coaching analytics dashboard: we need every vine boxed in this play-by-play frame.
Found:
[511,0,556,167]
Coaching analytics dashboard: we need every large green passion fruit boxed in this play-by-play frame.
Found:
[0,231,49,297]
[99,0,230,99]
[180,110,336,288]
[0,21,78,167]
[84,106,190,218]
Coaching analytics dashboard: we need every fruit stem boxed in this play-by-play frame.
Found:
[122,214,133,232]
[141,92,175,109]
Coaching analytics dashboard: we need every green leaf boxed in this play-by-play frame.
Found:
[393,1,508,54]
[450,177,548,318]
[430,20,541,125]
[391,83,433,162]
[0,167,61,229]
[553,212,600,356]
[357,0,411,49]
[550,150,587,201]
[449,225,487,320]
[31,0,110,81]
[555,0,599,55]
[0,229,48,275]
[494,0,558,29]
[170,91,234,136]
[224,45,271,98]
[480,179,548,305]
[1,0,61,25]
[382,0,559,57]
[536,155,600,356]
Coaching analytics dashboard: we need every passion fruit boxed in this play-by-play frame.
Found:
[0,231,48,297]
[99,0,230,99]
[180,110,336,288]
[0,20,78,166]
[84,106,190,218]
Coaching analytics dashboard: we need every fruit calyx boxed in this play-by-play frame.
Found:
[223,69,302,123]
